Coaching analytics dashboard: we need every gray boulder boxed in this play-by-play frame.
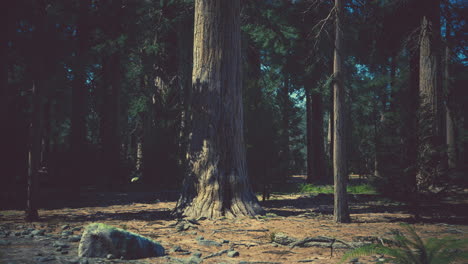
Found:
[78,223,165,259]
[271,232,297,245]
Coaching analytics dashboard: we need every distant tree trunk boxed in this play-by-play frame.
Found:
[418,0,443,189]
[280,74,291,180]
[26,1,48,221]
[136,140,143,172]
[305,80,327,183]
[41,101,51,167]
[26,81,42,222]
[101,53,121,189]
[333,0,350,223]
[71,0,90,190]
[174,0,264,218]
[444,26,456,170]
[327,89,334,172]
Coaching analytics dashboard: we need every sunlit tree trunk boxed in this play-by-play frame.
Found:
[333,0,350,223]
[175,0,263,218]
[418,0,443,189]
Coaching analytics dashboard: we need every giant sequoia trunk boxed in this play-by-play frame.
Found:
[417,0,443,189]
[174,0,263,218]
[332,0,350,223]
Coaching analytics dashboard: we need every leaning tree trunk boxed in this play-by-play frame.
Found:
[174,0,263,219]
[333,0,350,223]
[418,0,443,190]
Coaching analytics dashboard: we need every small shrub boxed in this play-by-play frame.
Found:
[340,224,468,264]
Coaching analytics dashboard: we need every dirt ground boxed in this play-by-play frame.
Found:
[1,188,467,264]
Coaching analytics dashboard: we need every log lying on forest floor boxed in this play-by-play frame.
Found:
[271,232,374,249]
[78,223,165,259]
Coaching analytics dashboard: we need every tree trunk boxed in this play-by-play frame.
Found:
[444,30,456,170]
[418,0,443,189]
[306,81,327,183]
[327,88,334,173]
[333,0,350,223]
[174,0,263,218]
[26,81,42,222]
[280,74,291,180]
[71,0,90,190]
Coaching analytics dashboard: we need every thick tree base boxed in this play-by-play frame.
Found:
[175,194,264,219]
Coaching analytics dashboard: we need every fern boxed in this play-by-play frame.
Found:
[339,224,468,264]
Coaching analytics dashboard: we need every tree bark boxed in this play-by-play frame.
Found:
[333,0,350,223]
[418,0,443,189]
[280,74,291,180]
[26,0,48,221]
[327,87,334,173]
[175,0,263,218]
[305,81,327,183]
[26,81,42,222]
[444,27,456,170]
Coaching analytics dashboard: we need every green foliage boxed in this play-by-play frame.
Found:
[340,225,468,264]
[298,184,376,195]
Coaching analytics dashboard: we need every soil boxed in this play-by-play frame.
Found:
[1,185,467,264]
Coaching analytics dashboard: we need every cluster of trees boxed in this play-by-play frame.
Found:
[2,0,466,222]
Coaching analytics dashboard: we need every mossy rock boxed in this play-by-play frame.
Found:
[78,223,165,259]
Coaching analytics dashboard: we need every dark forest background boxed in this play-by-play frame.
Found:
[1,0,467,211]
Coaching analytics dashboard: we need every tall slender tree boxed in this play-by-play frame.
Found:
[333,0,350,223]
[175,0,264,218]
[26,0,48,221]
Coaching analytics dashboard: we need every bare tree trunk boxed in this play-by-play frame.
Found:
[444,28,456,170]
[333,0,350,223]
[418,0,443,189]
[327,88,334,174]
[306,81,327,183]
[174,0,263,218]
[280,74,291,180]
[26,81,42,222]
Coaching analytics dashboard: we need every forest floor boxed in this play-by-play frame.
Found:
[1,176,467,264]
